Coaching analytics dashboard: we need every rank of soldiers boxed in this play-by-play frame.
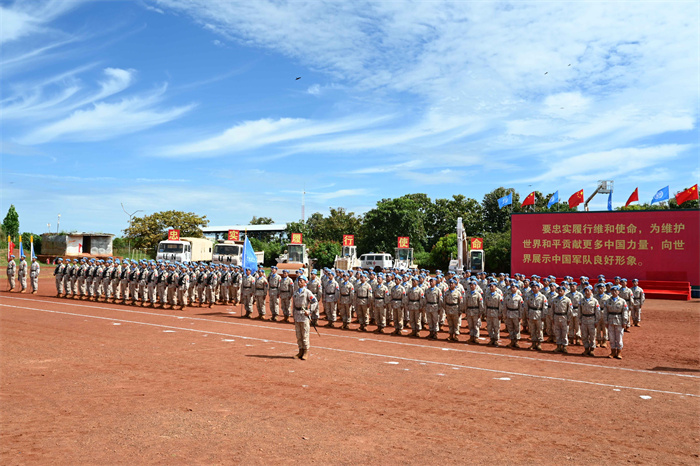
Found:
[40,258,645,360]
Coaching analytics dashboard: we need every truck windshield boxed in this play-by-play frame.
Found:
[288,244,304,263]
[214,245,241,255]
[342,246,354,256]
[159,243,183,253]
[395,248,413,261]
[470,251,482,270]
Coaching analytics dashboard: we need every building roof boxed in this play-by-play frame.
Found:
[202,223,288,233]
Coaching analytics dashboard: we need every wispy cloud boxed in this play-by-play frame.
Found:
[0,0,84,45]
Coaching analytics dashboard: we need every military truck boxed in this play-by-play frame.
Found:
[156,237,213,262]
[333,245,361,271]
[393,247,418,270]
[212,240,264,266]
[276,243,315,278]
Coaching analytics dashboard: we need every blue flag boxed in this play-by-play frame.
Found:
[607,191,613,211]
[241,235,258,273]
[651,186,669,204]
[497,193,512,209]
[19,236,24,258]
[547,191,559,209]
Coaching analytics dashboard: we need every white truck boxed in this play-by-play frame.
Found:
[448,217,485,274]
[393,247,418,270]
[212,240,264,266]
[156,236,213,262]
[334,245,361,271]
[359,252,394,272]
[276,243,315,278]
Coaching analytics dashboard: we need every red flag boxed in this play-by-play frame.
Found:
[675,184,699,205]
[7,236,14,260]
[568,189,584,209]
[625,187,639,207]
[521,191,536,207]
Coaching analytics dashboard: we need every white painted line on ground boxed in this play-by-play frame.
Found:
[1,302,697,399]
[7,295,697,379]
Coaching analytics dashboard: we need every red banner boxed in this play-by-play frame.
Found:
[470,237,484,250]
[167,229,180,241]
[228,230,240,241]
[511,210,700,285]
[290,233,303,244]
[343,235,354,246]
[397,236,410,248]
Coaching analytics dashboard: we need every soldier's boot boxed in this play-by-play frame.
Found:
[600,341,607,348]
[374,326,384,334]
[588,348,596,357]
[608,349,615,359]
[547,336,554,343]
[284,316,290,323]
[512,340,519,348]
[244,312,252,319]
[452,334,459,342]
[405,321,411,329]
[614,349,622,360]
[271,315,278,322]
[561,345,568,354]
[293,349,302,359]
[529,343,537,351]
[634,322,640,327]
[325,321,334,328]
[342,322,349,330]
[208,303,213,308]
[359,325,365,332]
[300,349,309,360]
[583,348,590,356]
[536,342,543,351]
[411,329,418,337]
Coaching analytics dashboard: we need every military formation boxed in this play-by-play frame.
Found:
[16,255,645,361]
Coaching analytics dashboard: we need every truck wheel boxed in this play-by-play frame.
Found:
[374,266,382,273]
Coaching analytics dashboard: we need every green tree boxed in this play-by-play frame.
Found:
[429,233,458,271]
[483,230,511,273]
[20,232,42,256]
[309,240,341,269]
[249,238,283,266]
[358,197,426,254]
[482,187,520,233]
[250,216,274,225]
[2,205,20,240]
[426,195,482,248]
[315,207,363,242]
[285,221,314,243]
[125,210,209,251]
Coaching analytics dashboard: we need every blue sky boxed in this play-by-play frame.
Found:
[1,0,698,236]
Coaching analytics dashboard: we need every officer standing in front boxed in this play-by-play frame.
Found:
[292,275,317,360]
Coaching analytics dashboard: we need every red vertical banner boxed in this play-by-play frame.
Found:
[168,229,180,241]
[228,230,240,241]
[397,237,410,248]
[290,233,303,244]
[470,237,484,250]
[511,211,700,284]
[343,235,354,246]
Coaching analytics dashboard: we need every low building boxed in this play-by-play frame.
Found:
[41,232,115,257]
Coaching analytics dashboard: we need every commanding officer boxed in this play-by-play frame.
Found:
[7,255,17,291]
[279,269,295,322]
[372,274,390,333]
[406,277,425,337]
[292,275,317,361]
[484,282,503,346]
[630,278,645,327]
[323,271,340,328]
[442,279,463,341]
[603,286,629,359]
[53,257,65,297]
[241,268,255,317]
[424,277,442,340]
[267,266,281,321]
[253,269,268,319]
[307,270,322,324]
[465,280,485,344]
[389,276,407,335]
[18,255,28,292]
[502,283,523,348]
[526,282,548,351]
[567,282,584,346]
[580,286,601,356]
[338,272,355,329]
[595,283,610,348]
[551,285,573,353]
[28,255,40,294]
[354,273,373,332]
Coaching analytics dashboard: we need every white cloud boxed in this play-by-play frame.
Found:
[307,84,321,96]
[0,1,84,44]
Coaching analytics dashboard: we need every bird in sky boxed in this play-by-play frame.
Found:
[544,72,548,75]
[295,77,301,80]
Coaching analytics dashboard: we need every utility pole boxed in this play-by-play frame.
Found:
[57,214,60,233]
[121,203,143,258]
[301,183,306,222]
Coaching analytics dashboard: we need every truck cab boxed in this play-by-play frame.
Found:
[334,245,360,271]
[394,247,417,270]
[157,240,192,262]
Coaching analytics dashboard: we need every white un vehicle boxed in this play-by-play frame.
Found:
[359,253,394,272]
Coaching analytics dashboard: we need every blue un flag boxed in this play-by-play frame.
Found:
[497,193,513,209]
[242,236,258,273]
[547,191,559,209]
[651,186,669,205]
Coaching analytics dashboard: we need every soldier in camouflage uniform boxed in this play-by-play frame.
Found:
[551,285,573,353]
[253,269,268,318]
[354,273,373,332]
[424,277,442,340]
[484,282,503,346]
[603,286,629,359]
[292,275,317,360]
[580,286,601,356]
[267,266,281,320]
[595,283,610,348]
[323,271,340,327]
[53,257,65,296]
[406,277,425,337]
[526,282,548,351]
[240,268,255,318]
[442,279,463,342]
[502,283,523,348]
[630,278,645,327]
[338,272,355,329]
[372,274,390,333]
[279,269,295,322]
[389,276,407,335]
[30,256,40,294]
[465,281,485,344]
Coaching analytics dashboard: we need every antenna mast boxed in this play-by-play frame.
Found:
[301,183,306,222]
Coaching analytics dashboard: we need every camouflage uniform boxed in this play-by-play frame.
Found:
[580,293,601,355]
[354,278,373,330]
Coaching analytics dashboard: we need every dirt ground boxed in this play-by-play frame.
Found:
[1,272,699,465]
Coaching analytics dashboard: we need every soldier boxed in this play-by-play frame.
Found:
[372,274,390,334]
[279,269,295,322]
[142,262,156,307]
[502,283,523,348]
[483,282,503,346]
[292,275,317,360]
[18,255,28,292]
[7,254,17,291]
[442,279,463,341]
[85,259,95,300]
[567,281,584,345]
[177,265,190,309]
[526,282,548,351]
[253,269,268,318]
[101,260,113,302]
[323,271,340,328]
[630,278,645,327]
[307,270,322,324]
[196,265,207,306]
[464,281,484,344]
[118,259,130,303]
[551,285,573,353]
[595,283,610,348]
[580,286,601,356]
[354,273,373,332]
[28,255,40,294]
[406,277,425,337]
[206,265,219,309]
[603,286,629,359]
[240,268,255,317]
[71,258,81,298]
[129,261,141,305]
[338,272,355,329]
[63,258,74,297]
[77,258,88,299]
[389,275,407,335]
[267,266,281,320]
[544,282,558,342]
[110,259,121,302]
[423,277,442,340]
[618,278,635,332]
[53,257,65,297]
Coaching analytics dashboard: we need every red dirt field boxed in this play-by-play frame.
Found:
[1,274,699,465]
